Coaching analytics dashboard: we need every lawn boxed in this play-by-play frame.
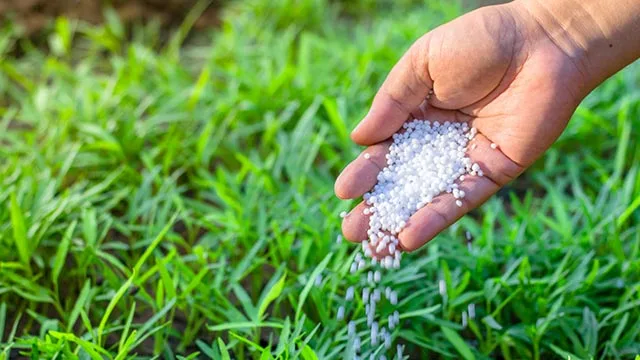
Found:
[1,0,639,359]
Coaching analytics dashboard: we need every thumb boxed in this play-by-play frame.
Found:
[351,34,433,146]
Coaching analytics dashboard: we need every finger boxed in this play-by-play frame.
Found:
[467,133,525,186]
[424,7,518,110]
[351,35,433,146]
[398,175,497,251]
[341,201,396,260]
[398,133,524,251]
[341,201,369,243]
[410,99,430,120]
[335,140,392,200]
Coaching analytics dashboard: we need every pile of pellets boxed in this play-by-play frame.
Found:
[338,119,484,359]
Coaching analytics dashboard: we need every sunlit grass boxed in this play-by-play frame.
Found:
[1,0,639,358]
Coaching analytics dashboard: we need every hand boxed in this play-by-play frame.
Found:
[334,1,590,251]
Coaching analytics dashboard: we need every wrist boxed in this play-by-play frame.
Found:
[513,0,640,97]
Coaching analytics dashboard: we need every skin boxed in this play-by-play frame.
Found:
[335,0,640,252]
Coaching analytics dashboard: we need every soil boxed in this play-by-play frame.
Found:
[1,0,508,36]
[0,0,222,35]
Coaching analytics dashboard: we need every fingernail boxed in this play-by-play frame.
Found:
[351,121,363,136]
[351,111,370,136]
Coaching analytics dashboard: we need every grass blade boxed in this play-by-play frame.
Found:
[441,326,475,360]
[295,253,332,321]
[52,220,77,291]
[207,321,283,332]
[217,338,231,360]
[118,302,136,352]
[67,280,91,332]
[9,192,30,273]
[0,302,5,341]
[257,268,286,320]
[98,213,178,344]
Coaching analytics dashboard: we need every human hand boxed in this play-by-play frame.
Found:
[335,0,639,252]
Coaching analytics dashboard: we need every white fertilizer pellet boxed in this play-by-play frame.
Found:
[346,286,355,301]
[389,291,397,305]
[338,119,481,358]
[371,322,379,345]
[388,314,395,329]
[439,279,447,297]
[350,263,358,274]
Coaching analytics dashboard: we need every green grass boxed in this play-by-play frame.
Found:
[1,0,640,358]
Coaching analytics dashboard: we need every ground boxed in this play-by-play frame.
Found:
[0,0,221,35]
[0,0,639,359]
